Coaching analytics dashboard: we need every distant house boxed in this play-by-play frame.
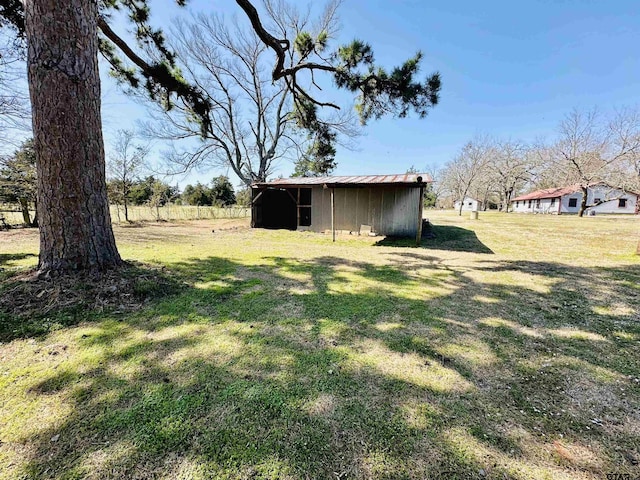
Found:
[510,184,639,214]
[453,197,479,212]
[251,173,432,239]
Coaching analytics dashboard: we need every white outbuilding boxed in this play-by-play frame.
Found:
[453,197,479,212]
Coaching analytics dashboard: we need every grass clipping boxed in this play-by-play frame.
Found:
[0,262,184,320]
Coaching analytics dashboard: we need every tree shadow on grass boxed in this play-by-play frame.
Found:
[375,225,494,254]
[3,252,640,479]
[0,252,38,267]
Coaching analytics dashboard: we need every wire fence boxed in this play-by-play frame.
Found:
[0,204,250,226]
[109,205,250,223]
[0,205,31,226]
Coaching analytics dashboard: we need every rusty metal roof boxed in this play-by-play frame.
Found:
[252,173,432,188]
[511,185,582,202]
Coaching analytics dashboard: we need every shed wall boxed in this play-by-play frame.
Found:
[309,186,421,236]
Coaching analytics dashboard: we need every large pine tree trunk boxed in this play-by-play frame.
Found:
[25,0,121,273]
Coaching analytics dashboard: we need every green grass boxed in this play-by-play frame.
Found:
[1,212,639,479]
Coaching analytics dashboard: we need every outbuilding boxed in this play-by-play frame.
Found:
[251,173,431,241]
[453,197,480,212]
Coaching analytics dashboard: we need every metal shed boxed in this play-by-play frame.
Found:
[251,173,431,243]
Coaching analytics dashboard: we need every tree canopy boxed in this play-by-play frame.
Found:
[182,177,236,207]
[292,125,337,177]
[2,0,440,144]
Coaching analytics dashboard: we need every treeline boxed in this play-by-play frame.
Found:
[108,175,250,223]
[107,176,179,208]
[104,130,249,222]
[106,175,248,208]
[435,107,640,216]
[0,138,252,226]
[180,177,237,207]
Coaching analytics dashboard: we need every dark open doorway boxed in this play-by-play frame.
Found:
[252,188,297,230]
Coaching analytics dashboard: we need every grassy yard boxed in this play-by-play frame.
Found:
[0,212,639,479]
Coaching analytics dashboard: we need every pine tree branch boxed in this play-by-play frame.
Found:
[98,16,213,136]
[98,16,148,73]
[235,0,290,80]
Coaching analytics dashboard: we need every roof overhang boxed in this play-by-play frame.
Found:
[252,173,432,189]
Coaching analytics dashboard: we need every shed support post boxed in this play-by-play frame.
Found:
[296,188,300,228]
[416,185,424,246]
[331,187,336,242]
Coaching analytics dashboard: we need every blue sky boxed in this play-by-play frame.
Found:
[100,0,640,187]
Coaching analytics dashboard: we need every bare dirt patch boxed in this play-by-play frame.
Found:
[0,226,38,245]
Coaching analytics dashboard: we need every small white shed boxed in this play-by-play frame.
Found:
[454,197,479,212]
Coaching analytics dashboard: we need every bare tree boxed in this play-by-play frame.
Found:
[0,30,29,149]
[487,140,536,212]
[144,9,358,185]
[145,14,297,184]
[107,130,149,222]
[468,170,497,212]
[607,106,640,193]
[441,138,492,216]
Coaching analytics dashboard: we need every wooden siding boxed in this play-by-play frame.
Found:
[309,186,421,236]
